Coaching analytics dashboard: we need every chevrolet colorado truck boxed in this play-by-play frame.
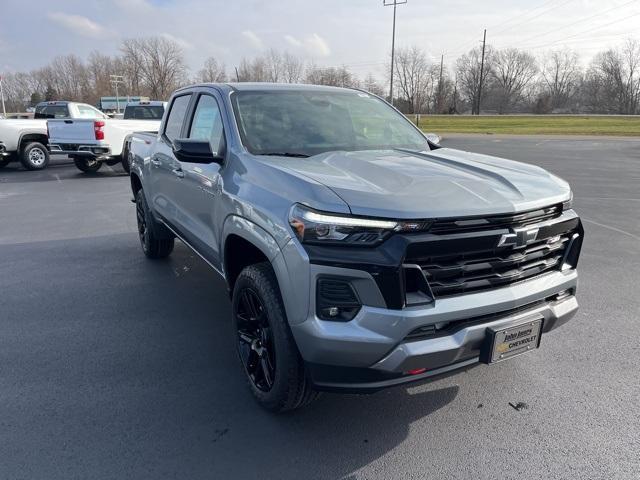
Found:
[129,83,583,412]
[48,102,165,173]
[0,101,107,170]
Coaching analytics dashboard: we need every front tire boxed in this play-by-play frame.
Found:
[74,158,103,173]
[20,142,49,170]
[135,189,174,259]
[232,262,319,412]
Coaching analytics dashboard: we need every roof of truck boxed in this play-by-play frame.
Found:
[179,83,357,94]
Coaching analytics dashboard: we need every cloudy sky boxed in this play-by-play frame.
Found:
[1,0,639,76]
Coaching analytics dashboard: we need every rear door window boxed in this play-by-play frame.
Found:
[164,95,192,142]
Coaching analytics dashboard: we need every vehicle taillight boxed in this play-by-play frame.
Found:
[94,121,105,140]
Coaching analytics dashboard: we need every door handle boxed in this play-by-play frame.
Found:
[150,158,161,166]
[172,168,185,178]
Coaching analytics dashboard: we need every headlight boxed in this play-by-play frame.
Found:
[289,204,430,245]
[562,192,574,211]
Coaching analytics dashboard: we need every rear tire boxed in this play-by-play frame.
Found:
[135,189,174,259]
[20,142,49,170]
[232,262,319,412]
[74,158,103,173]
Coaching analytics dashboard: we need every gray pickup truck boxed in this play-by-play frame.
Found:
[129,83,583,412]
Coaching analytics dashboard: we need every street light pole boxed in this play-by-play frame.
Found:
[0,75,6,116]
[109,74,125,114]
[384,0,406,106]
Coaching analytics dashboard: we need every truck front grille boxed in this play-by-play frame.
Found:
[417,234,571,297]
[402,208,582,300]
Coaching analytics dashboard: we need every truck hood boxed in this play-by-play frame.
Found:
[267,148,571,219]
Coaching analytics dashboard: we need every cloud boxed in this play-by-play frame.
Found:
[284,34,302,48]
[305,33,331,57]
[284,33,331,57]
[160,33,192,50]
[242,30,265,51]
[47,12,106,38]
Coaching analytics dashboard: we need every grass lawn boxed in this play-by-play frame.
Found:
[408,115,640,136]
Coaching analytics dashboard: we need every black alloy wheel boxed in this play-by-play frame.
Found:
[235,287,276,392]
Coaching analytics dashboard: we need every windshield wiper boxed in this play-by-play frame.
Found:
[258,152,310,158]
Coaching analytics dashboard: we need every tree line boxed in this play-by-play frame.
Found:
[2,35,639,115]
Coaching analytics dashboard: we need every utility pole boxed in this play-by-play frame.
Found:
[476,29,487,116]
[437,53,444,113]
[109,74,125,114]
[235,67,240,82]
[384,0,407,106]
[0,75,6,116]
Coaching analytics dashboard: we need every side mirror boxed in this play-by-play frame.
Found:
[172,139,224,164]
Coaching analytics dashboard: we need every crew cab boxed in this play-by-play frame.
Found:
[0,101,106,170]
[129,83,583,412]
[48,101,165,173]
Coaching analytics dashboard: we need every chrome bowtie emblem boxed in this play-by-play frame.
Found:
[498,227,539,248]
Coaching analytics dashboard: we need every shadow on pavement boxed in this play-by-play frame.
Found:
[0,233,461,479]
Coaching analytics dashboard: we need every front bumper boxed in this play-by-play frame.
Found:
[0,142,8,156]
[291,268,578,392]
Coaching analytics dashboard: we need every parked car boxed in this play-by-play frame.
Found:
[0,101,107,170]
[48,101,165,173]
[129,83,583,412]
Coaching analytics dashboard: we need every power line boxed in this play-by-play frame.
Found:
[490,0,575,37]
[520,10,640,50]
[444,0,556,58]
[507,0,638,49]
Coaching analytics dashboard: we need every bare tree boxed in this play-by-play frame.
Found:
[282,52,304,83]
[589,39,640,114]
[491,48,538,113]
[540,49,580,110]
[264,49,283,82]
[198,57,226,83]
[237,56,268,82]
[391,46,438,113]
[456,45,494,114]
[362,73,385,97]
[121,36,187,99]
[305,64,359,87]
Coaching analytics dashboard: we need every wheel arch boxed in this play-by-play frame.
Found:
[222,215,300,323]
[19,132,49,152]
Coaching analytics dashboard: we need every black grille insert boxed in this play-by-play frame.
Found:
[417,234,570,297]
[429,205,562,234]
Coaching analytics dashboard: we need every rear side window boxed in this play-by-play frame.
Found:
[188,95,225,155]
[164,95,191,142]
[76,104,103,119]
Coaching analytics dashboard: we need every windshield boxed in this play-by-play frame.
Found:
[231,90,429,156]
[124,105,165,120]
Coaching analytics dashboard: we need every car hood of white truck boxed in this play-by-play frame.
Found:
[266,148,572,219]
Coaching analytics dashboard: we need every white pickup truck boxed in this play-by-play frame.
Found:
[48,101,165,173]
[0,101,108,170]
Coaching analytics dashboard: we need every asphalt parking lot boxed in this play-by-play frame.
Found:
[1,136,639,480]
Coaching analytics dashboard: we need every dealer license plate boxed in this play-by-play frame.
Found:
[486,318,543,364]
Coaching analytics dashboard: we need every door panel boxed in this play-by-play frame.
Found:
[172,93,226,267]
[149,94,192,225]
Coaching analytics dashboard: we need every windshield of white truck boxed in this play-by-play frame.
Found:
[231,90,429,157]
[123,105,165,120]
